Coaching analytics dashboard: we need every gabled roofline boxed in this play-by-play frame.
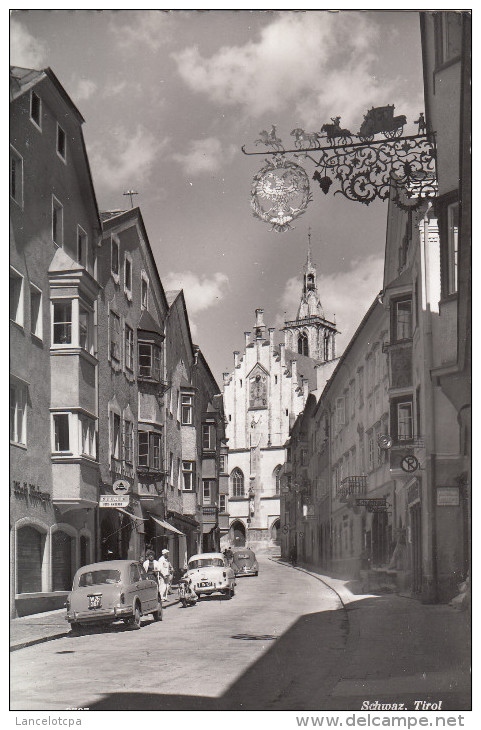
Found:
[101,206,169,315]
[167,289,195,361]
[194,346,221,396]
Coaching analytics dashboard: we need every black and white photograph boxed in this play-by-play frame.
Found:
[9,7,472,724]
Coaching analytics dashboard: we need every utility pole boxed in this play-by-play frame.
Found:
[123,189,138,208]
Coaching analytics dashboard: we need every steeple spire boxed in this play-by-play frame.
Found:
[307,227,312,269]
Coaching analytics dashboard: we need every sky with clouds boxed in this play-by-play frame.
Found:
[10,9,425,384]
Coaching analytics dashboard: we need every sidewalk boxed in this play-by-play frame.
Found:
[10,590,180,652]
[272,558,471,710]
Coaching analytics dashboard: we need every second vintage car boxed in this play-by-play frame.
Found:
[65,559,162,632]
[185,552,236,598]
[231,547,259,577]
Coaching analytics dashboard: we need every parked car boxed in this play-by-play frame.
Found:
[65,560,162,632]
[185,553,236,598]
[231,547,259,577]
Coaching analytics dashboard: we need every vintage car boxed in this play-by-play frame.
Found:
[65,560,162,632]
[185,553,236,598]
[231,548,259,577]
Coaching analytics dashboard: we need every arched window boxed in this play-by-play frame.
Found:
[273,464,282,494]
[298,332,309,356]
[231,468,244,497]
[307,273,315,290]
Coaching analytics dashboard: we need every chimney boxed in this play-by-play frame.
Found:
[234,351,240,368]
[279,342,285,368]
[255,309,265,327]
[244,331,251,348]
[268,327,275,351]
[223,372,230,386]
[290,359,298,384]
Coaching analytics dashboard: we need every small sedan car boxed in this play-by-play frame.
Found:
[231,548,258,577]
[65,560,162,632]
[185,553,236,598]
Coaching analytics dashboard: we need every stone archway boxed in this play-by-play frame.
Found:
[271,518,281,545]
[230,520,246,547]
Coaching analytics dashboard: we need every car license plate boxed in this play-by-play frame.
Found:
[200,581,212,587]
[88,594,102,609]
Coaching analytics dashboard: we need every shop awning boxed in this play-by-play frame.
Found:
[115,508,147,521]
[150,515,184,536]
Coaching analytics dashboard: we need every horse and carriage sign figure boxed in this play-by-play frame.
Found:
[243,106,436,232]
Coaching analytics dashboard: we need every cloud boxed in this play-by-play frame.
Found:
[172,12,402,128]
[72,78,97,102]
[172,138,236,176]
[111,10,170,52]
[163,271,230,316]
[87,125,169,192]
[279,255,384,355]
[10,18,47,68]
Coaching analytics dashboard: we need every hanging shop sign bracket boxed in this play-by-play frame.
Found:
[243,109,437,231]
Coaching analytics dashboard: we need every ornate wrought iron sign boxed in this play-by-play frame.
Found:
[243,107,437,230]
[250,156,312,232]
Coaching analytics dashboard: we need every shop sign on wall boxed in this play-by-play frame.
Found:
[436,487,460,507]
[99,494,130,508]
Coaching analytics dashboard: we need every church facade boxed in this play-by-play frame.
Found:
[222,243,338,550]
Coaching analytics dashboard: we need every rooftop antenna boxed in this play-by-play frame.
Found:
[123,189,138,208]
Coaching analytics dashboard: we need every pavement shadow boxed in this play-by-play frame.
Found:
[87,596,471,712]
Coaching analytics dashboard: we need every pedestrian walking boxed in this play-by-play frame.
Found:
[157,548,173,601]
[143,550,162,599]
[224,546,233,565]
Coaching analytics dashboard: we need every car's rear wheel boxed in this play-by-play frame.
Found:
[70,622,82,635]
[152,603,163,621]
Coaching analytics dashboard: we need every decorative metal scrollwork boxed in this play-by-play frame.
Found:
[243,108,438,229]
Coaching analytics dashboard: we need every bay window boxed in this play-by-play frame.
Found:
[202,423,216,451]
[138,341,161,380]
[53,301,72,344]
[53,413,70,453]
[397,402,413,440]
[79,303,94,354]
[202,480,213,505]
[182,461,195,490]
[219,495,227,512]
[10,380,27,446]
[181,393,193,425]
[392,297,412,342]
[30,285,42,339]
[138,431,162,470]
[80,415,96,458]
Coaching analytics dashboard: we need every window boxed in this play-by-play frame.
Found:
[30,91,41,129]
[80,416,96,458]
[219,454,227,474]
[77,226,87,268]
[181,393,193,425]
[52,197,64,247]
[219,495,227,512]
[53,301,72,344]
[202,480,212,505]
[10,146,23,206]
[124,253,132,297]
[79,303,93,354]
[30,285,42,339]
[336,397,345,429]
[53,413,70,452]
[141,273,149,310]
[110,412,121,461]
[231,468,244,497]
[10,268,24,327]
[138,342,161,380]
[368,432,374,472]
[447,202,459,295]
[138,431,162,470]
[274,465,282,495]
[397,402,413,439]
[110,311,121,362]
[202,423,216,451]
[298,332,309,356]
[182,461,195,490]
[393,298,412,341]
[57,124,66,161]
[358,367,364,405]
[124,420,133,464]
[125,325,134,371]
[435,12,462,66]
[10,381,27,445]
[111,237,119,278]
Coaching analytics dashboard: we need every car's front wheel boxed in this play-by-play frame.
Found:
[152,604,163,621]
[128,603,142,629]
[70,622,83,635]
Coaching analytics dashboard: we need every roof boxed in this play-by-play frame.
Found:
[284,349,320,391]
[74,559,138,573]
[188,553,224,561]
[138,307,163,336]
[100,210,128,222]
[165,290,181,306]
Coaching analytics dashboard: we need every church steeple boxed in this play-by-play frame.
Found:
[297,229,324,320]
[283,229,338,363]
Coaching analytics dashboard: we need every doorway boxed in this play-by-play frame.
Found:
[230,520,246,547]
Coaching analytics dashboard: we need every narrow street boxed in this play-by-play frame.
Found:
[10,557,470,711]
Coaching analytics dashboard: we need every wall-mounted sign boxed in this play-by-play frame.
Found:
[437,487,460,507]
[113,479,131,495]
[401,455,419,473]
[356,498,387,508]
[99,494,130,508]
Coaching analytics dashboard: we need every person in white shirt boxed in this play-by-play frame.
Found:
[143,550,163,598]
[157,549,173,601]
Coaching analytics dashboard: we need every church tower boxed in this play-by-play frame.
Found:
[283,230,338,362]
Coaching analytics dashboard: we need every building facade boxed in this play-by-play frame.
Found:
[10,66,101,616]
[223,245,338,549]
